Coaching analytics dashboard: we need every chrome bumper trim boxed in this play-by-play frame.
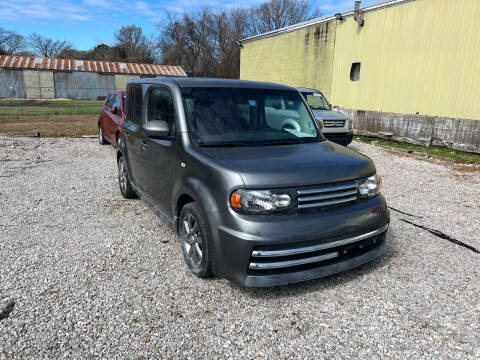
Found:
[251,224,389,258]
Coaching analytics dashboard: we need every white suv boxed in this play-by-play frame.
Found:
[298,87,353,146]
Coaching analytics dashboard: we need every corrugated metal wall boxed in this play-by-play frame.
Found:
[54,71,115,99]
[240,0,480,121]
[240,22,337,99]
[330,0,480,120]
[23,70,55,99]
[0,68,26,98]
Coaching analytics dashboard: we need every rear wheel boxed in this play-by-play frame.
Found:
[179,203,213,278]
[98,124,108,145]
[117,156,136,199]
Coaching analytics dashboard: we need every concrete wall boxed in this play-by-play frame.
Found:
[330,0,480,120]
[0,68,25,98]
[23,70,55,99]
[240,21,336,99]
[115,74,140,91]
[343,108,480,153]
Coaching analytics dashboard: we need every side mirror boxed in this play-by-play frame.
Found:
[316,119,324,130]
[111,106,118,114]
[143,120,169,138]
[332,106,339,112]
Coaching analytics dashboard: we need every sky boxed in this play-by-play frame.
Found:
[0,0,378,51]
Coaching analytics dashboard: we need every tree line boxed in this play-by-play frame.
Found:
[0,0,319,78]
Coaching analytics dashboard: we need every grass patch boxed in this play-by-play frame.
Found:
[355,135,480,164]
[0,114,98,137]
[0,99,103,116]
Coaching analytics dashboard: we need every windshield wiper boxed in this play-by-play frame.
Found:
[256,140,304,146]
[198,142,252,147]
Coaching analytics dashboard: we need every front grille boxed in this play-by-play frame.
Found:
[297,181,357,211]
[323,120,345,127]
[248,225,388,274]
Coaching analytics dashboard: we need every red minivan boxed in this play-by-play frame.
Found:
[98,90,126,148]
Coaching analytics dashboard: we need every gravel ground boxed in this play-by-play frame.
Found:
[0,136,479,359]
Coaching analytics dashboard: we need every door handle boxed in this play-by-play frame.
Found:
[142,141,148,151]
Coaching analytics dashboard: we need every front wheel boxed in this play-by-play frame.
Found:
[179,203,213,278]
[117,156,136,199]
[99,124,108,145]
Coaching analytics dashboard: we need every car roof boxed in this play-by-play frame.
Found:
[128,77,297,91]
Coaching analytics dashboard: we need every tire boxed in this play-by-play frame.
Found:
[117,156,136,199]
[179,203,213,278]
[98,124,108,145]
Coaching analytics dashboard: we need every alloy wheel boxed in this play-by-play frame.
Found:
[180,214,203,266]
[118,158,128,193]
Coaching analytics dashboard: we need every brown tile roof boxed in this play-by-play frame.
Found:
[0,55,187,76]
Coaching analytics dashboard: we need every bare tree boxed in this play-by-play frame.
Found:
[0,28,25,55]
[27,33,72,57]
[110,25,159,63]
[251,0,319,34]
[158,8,253,78]
[157,0,318,78]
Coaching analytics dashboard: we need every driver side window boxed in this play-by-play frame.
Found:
[147,87,175,136]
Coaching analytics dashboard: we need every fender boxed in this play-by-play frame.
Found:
[116,136,134,181]
[171,175,224,231]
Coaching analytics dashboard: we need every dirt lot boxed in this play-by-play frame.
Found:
[0,137,479,358]
[0,115,98,137]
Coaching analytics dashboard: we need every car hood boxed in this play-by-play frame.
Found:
[199,141,375,188]
[312,109,350,121]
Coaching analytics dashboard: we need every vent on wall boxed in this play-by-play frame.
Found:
[119,63,128,70]
[350,62,361,81]
[34,57,43,64]
[75,60,84,67]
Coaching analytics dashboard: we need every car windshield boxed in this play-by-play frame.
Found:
[181,87,322,147]
[301,91,331,110]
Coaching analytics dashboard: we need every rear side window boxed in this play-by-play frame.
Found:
[147,87,175,136]
[128,86,143,125]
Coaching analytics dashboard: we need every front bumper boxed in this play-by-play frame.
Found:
[209,195,389,287]
[323,132,353,145]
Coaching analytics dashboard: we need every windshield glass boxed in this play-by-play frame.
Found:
[301,91,330,110]
[181,87,321,146]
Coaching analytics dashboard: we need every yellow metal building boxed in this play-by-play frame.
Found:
[240,0,480,121]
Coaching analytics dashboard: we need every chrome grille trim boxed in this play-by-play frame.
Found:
[298,189,358,203]
[323,120,346,128]
[298,196,357,209]
[297,183,357,195]
[297,181,358,210]
[249,252,338,269]
[251,224,389,258]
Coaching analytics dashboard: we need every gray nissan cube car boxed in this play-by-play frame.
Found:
[116,77,389,287]
[298,87,354,146]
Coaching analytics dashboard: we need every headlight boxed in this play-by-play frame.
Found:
[230,189,293,213]
[357,174,381,198]
[348,119,353,129]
